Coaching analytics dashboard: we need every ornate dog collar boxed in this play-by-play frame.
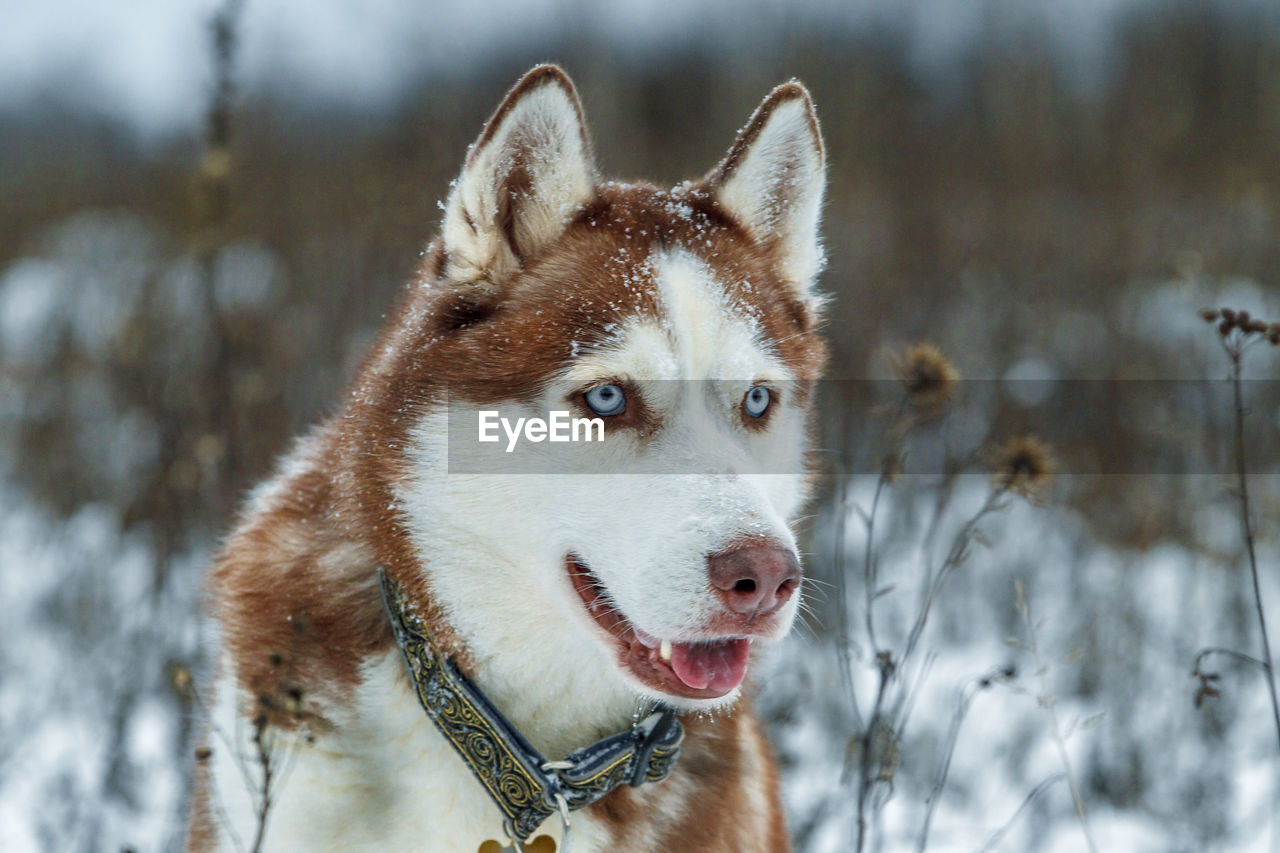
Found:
[377,569,684,848]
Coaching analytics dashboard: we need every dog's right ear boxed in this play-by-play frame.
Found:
[440,66,596,295]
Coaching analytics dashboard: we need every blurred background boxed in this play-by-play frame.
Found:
[3,0,1280,850]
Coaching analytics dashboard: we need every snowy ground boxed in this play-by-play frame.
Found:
[0,492,203,851]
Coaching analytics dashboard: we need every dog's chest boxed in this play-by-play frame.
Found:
[209,650,621,852]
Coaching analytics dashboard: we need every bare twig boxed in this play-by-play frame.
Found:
[862,400,908,655]
[177,669,250,853]
[832,480,864,730]
[976,774,1066,853]
[1193,647,1269,675]
[248,715,273,853]
[854,651,896,852]
[916,666,1011,853]
[1191,310,1280,751]
[864,468,890,654]
[1226,343,1280,749]
[196,0,247,520]
[850,398,910,853]
[186,684,257,820]
[894,651,937,742]
[901,488,1007,672]
[1016,580,1097,853]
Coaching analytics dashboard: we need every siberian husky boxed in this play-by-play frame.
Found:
[189,65,828,852]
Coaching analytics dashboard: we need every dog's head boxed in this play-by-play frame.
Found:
[396,66,827,711]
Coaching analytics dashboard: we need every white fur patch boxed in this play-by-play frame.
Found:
[714,93,826,296]
[202,651,613,851]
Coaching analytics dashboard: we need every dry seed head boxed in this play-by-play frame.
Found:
[1237,310,1251,326]
[1220,308,1237,321]
[200,148,232,181]
[1194,682,1219,708]
[1218,319,1233,337]
[992,435,1055,499]
[896,342,959,411]
[170,665,192,692]
[1194,671,1221,709]
[1199,309,1220,323]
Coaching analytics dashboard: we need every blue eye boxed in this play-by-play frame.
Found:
[744,386,771,418]
[584,384,626,416]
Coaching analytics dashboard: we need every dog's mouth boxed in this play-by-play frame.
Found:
[566,554,751,700]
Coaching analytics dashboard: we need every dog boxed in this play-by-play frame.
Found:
[189,65,828,852]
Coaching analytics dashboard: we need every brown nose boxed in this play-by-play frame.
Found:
[708,545,801,619]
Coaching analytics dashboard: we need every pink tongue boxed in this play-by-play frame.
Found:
[669,639,751,693]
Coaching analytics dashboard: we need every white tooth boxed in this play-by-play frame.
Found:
[660,640,672,662]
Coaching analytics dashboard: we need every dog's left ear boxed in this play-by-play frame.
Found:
[441,65,596,292]
[708,82,826,297]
